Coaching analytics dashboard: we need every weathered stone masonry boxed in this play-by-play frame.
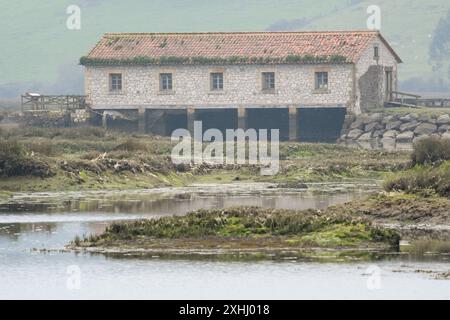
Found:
[83,31,402,142]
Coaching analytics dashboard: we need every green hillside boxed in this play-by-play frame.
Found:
[0,0,449,97]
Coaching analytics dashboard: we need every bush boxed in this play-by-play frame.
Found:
[0,140,54,177]
[384,162,450,197]
[411,137,450,166]
[24,141,54,156]
[0,139,27,158]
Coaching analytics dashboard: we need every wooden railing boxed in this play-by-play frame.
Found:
[391,91,421,107]
[390,91,450,108]
[21,94,87,112]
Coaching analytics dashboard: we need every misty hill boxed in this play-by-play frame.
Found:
[1,0,449,98]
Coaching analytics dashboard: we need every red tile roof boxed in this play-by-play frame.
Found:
[82,31,401,65]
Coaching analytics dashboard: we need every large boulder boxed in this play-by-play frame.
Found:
[383,130,398,139]
[414,123,438,136]
[369,113,384,122]
[438,124,450,133]
[418,113,431,122]
[365,122,383,132]
[442,132,450,140]
[358,132,373,141]
[436,114,450,125]
[396,131,415,143]
[372,130,385,139]
[385,120,402,130]
[350,119,365,130]
[347,129,364,140]
[399,121,419,132]
[382,115,396,124]
[399,113,419,122]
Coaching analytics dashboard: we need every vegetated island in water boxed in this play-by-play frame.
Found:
[67,137,450,260]
[67,205,401,260]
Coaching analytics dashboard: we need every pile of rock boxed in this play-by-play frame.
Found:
[71,109,90,124]
[341,112,450,143]
[22,110,69,128]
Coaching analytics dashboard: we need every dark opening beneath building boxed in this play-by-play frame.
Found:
[146,109,187,136]
[162,110,188,136]
[298,107,346,142]
[195,109,238,137]
[246,108,289,141]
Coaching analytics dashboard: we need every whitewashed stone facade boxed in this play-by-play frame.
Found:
[85,64,354,109]
[83,33,400,115]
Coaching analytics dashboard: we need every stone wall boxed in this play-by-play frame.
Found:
[85,64,353,109]
[71,109,90,124]
[358,65,384,112]
[341,112,450,144]
[22,111,69,128]
[355,40,398,113]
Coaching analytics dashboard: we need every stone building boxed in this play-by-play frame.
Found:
[81,31,402,141]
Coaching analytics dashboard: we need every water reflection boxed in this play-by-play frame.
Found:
[1,183,450,299]
[0,183,374,249]
[0,182,376,215]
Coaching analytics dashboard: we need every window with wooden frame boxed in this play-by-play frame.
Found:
[159,73,173,91]
[210,72,223,91]
[315,72,328,90]
[109,73,122,92]
[262,72,275,91]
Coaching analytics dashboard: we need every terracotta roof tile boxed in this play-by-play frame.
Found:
[83,31,401,65]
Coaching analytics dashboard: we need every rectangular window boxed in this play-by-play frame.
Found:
[262,72,275,91]
[160,73,173,91]
[315,72,328,90]
[210,73,223,91]
[374,45,380,59]
[109,73,122,91]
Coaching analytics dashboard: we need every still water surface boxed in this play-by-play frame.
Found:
[0,183,449,299]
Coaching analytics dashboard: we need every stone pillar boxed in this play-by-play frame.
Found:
[237,107,247,130]
[138,107,146,134]
[102,112,108,130]
[288,106,298,141]
[187,107,196,136]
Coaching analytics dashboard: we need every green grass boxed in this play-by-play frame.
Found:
[76,206,400,249]
[1,0,449,95]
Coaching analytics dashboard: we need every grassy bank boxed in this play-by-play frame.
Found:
[384,137,450,197]
[0,126,410,194]
[69,206,400,259]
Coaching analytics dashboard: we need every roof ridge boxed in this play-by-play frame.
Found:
[103,30,380,37]
[82,30,402,65]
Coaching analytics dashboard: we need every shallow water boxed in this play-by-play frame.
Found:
[0,182,449,299]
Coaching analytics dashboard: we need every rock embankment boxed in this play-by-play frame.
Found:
[341,112,450,143]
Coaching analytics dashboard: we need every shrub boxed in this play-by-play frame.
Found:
[24,141,54,156]
[411,137,450,166]
[0,140,54,178]
[384,162,450,197]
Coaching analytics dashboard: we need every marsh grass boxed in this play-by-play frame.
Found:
[84,207,400,249]
[384,162,450,197]
[0,139,54,177]
[384,137,450,197]
[411,137,450,166]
